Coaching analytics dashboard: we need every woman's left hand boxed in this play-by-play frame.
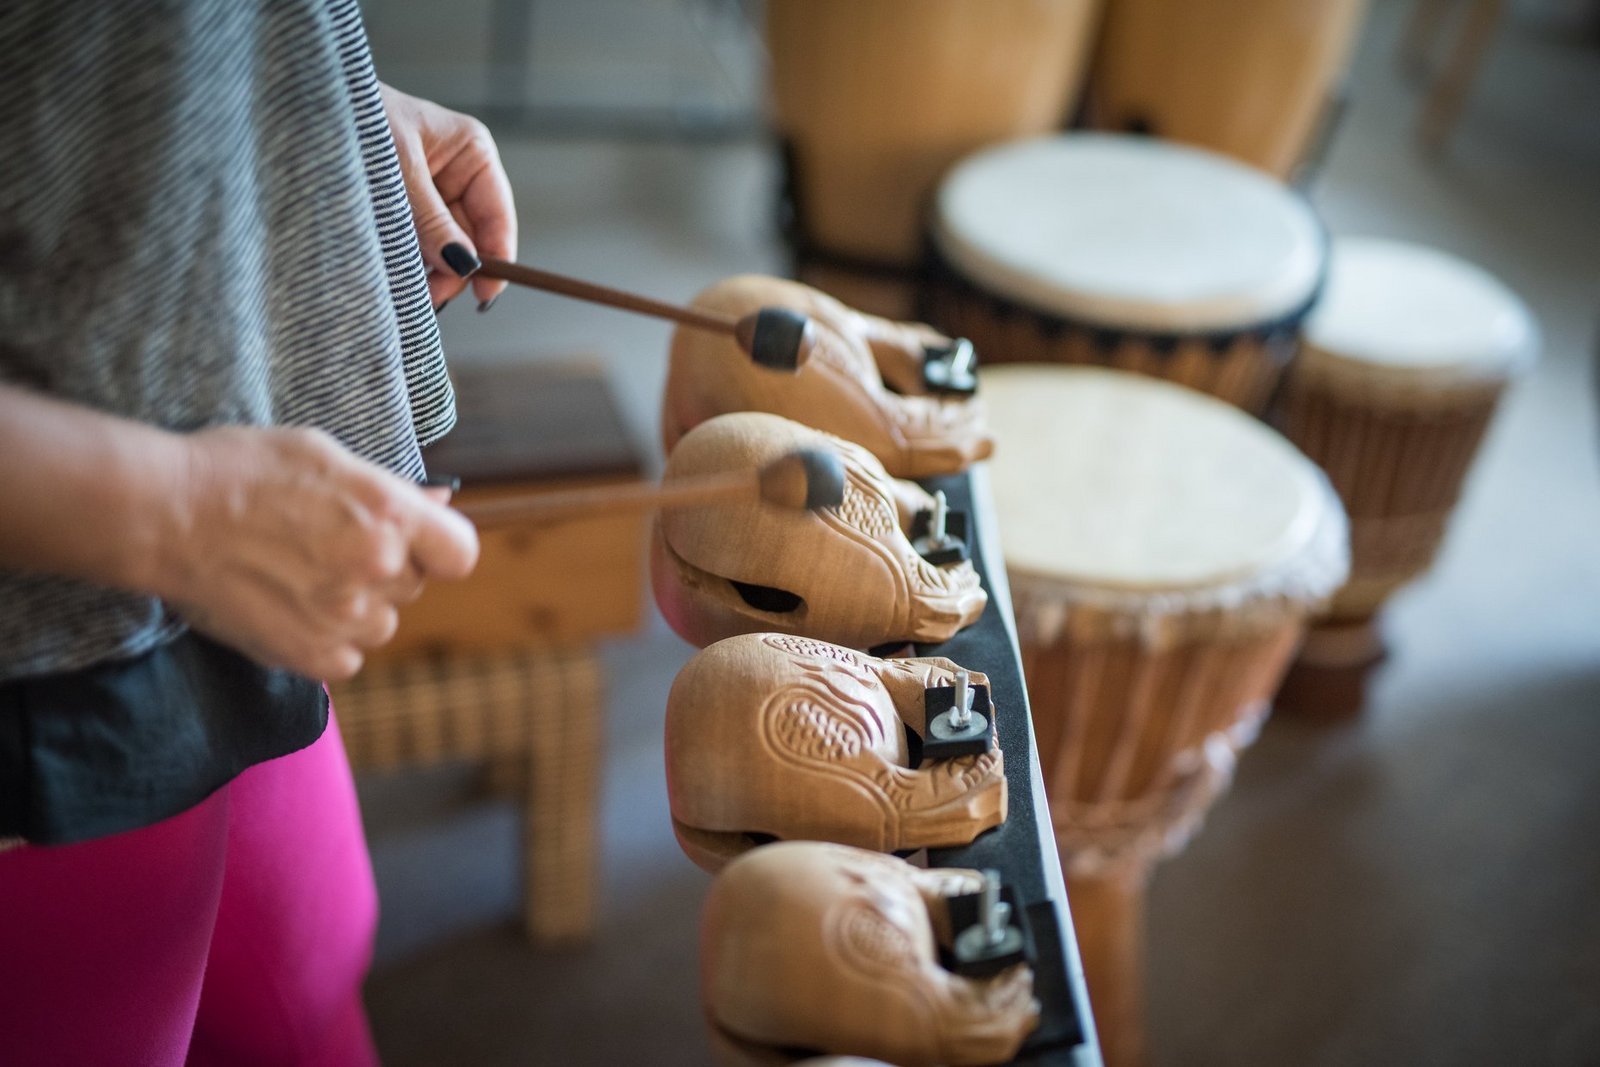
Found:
[380,83,517,310]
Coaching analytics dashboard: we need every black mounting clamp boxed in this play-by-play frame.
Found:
[911,489,971,566]
[943,870,1035,978]
[921,670,994,761]
[922,338,979,395]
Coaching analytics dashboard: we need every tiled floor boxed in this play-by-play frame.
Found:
[359,2,1600,1064]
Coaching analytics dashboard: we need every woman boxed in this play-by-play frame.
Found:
[0,2,518,1063]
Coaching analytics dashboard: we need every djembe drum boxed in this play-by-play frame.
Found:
[923,134,1326,414]
[1085,0,1370,178]
[767,0,1101,318]
[1273,237,1536,717]
[983,366,1348,1067]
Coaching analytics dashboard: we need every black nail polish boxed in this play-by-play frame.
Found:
[423,473,462,493]
[441,243,481,279]
[433,300,449,315]
[476,296,498,314]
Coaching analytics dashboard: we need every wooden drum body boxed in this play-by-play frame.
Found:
[767,0,1101,318]
[1087,0,1371,178]
[985,367,1348,1067]
[1274,238,1535,716]
[923,135,1327,414]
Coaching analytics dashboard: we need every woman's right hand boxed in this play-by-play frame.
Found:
[151,425,480,681]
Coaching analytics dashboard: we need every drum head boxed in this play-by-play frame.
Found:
[1305,237,1537,380]
[933,134,1325,333]
[985,366,1331,592]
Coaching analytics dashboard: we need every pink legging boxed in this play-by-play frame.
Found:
[0,709,380,1067]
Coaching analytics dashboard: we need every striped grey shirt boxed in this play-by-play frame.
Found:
[0,0,454,682]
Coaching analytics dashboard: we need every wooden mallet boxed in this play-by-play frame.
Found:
[477,257,816,372]
[458,448,846,529]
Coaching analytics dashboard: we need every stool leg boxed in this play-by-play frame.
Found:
[523,654,604,943]
[1399,0,1461,80]
[1418,0,1506,151]
[485,754,528,796]
[1068,863,1151,1067]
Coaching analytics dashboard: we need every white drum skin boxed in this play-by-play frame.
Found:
[922,135,1328,413]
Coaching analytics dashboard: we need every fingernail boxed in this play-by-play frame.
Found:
[476,296,498,314]
[433,299,451,315]
[423,472,462,493]
[441,242,481,279]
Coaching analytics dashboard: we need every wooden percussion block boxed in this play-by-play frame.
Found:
[651,412,987,652]
[701,842,1040,1067]
[663,274,993,481]
[664,634,1006,871]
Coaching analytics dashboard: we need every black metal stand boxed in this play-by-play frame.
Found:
[918,466,1103,1067]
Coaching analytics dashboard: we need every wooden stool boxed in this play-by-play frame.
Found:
[333,649,603,941]
[335,360,647,944]
[1400,0,1510,151]
[983,366,1348,1067]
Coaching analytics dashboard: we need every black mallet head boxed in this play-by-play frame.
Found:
[755,448,846,511]
[734,307,816,372]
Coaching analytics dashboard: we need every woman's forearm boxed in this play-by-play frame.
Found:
[0,383,185,594]
[0,382,478,679]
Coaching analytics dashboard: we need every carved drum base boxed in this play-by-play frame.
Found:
[1274,615,1387,722]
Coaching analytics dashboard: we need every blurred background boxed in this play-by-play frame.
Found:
[347,1,1599,1063]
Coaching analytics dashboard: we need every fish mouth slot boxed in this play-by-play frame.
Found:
[730,580,804,614]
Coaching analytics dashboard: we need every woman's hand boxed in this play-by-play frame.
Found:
[154,426,480,680]
[380,83,517,310]
[0,386,479,682]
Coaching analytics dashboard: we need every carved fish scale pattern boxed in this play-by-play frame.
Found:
[771,695,881,761]
[838,904,920,976]
[763,634,866,668]
[837,477,897,540]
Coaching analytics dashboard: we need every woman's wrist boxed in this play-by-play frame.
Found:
[108,421,196,600]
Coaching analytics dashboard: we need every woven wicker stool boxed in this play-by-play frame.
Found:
[332,649,603,941]
[333,360,647,944]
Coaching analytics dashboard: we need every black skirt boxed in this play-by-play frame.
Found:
[0,633,327,845]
